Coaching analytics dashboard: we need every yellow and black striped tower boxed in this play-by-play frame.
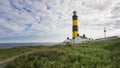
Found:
[72,11,79,39]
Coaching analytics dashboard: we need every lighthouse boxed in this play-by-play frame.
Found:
[72,11,79,39]
[63,11,89,44]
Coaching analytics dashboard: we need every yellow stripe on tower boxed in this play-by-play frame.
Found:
[72,31,78,39]
[73,20,78,25]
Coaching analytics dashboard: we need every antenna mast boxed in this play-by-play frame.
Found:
[104,27,106,39]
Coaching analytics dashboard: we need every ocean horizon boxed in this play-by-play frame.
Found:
[0,42,60,49]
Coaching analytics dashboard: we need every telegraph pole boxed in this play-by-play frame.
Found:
[104,27,106,39]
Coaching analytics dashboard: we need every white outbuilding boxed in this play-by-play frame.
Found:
[63,34,90,44]
[73,34,89,43]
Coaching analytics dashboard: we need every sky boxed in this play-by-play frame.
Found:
[0,0,120,43]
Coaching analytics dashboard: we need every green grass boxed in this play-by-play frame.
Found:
[0,46,44,61]
[4,39,120,68]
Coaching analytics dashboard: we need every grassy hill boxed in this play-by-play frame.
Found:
[4,39,120,68]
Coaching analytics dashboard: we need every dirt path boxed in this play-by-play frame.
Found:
[0,55,19,68]
[0,51,34,68]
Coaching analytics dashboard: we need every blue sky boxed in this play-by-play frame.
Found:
[0,0,120,43]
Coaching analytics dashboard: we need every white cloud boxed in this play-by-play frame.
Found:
[0,0,120,42]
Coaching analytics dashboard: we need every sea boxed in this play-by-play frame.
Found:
[0,42,60,49]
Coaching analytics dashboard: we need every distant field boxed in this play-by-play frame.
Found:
[3,39,120,68]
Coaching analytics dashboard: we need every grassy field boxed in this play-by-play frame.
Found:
[0,46,44,61]
[3,39,120,68]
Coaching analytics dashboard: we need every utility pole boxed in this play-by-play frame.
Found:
[104,27,106,39]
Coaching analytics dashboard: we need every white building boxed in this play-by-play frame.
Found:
[95,36,119,40]
[73,36,89,43]
[72,34,89,43]
[63,37,72,44]
[63,34,90,44]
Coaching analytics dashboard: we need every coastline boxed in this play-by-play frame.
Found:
[0,42,60,49]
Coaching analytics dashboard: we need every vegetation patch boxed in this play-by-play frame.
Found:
[4,39,120,68]
[0,47,32,61]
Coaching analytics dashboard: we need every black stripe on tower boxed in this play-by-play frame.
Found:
[73,25,78,31]
[73,15,78,20]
